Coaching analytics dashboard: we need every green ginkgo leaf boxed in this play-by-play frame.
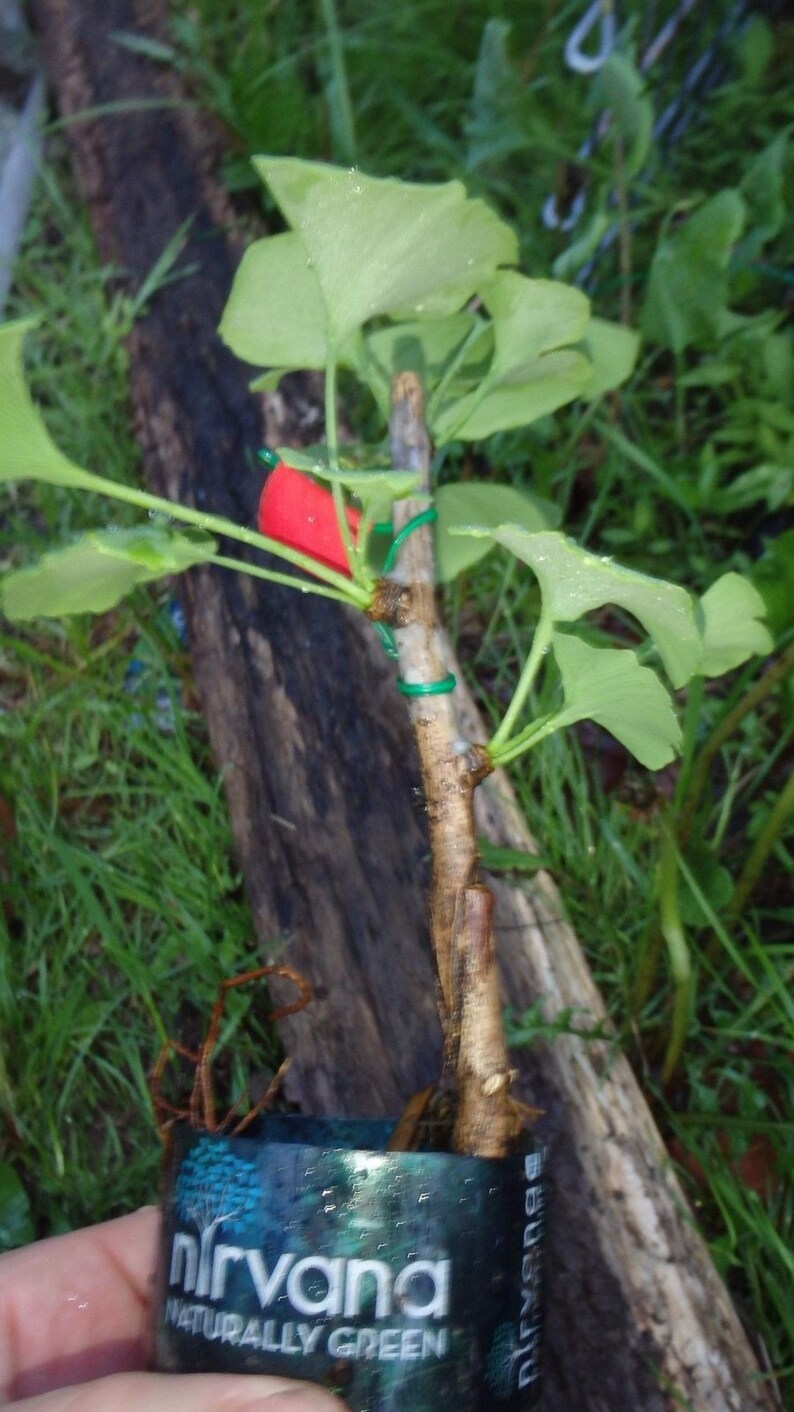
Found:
[435,272,593,441]
[434,481,559,582]
[2,526,216,621]
[357,312,482,421]
[218,232,329,372]
[580,318,640,400]
[484,272,591,377]
[0,320,97,489]
[474,525,700,686]
[253,157,517,346]
[551,631,681,769]
[696,572,773,676]
[438,351,591,441]
[276,447,420,514]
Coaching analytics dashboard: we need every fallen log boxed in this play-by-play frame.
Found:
[29,2,777,1408]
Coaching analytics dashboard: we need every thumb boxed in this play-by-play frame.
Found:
[6,1370,345,1412]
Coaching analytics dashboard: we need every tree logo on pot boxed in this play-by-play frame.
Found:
[172,1137,261,1299]
[166,1137,453,1365]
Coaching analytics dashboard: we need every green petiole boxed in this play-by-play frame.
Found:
[488,611,554,755]
[209,555,363,606]
[70,464,372,609]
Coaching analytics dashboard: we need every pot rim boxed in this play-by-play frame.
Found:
[167,1115,543,1173]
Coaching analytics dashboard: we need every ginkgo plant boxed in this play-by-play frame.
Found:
[0,158,773,1156]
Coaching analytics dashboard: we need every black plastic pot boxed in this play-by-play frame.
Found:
[154,1115,544,1411]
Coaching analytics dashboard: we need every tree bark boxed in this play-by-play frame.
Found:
[28,2,778,1408]
[384,371,514,1158]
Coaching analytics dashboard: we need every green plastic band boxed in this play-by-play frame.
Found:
[383,506,437,575]
[397,672,457,697]
[378,508,454,696]
[257,447,281,469]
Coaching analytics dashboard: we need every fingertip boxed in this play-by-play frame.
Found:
[3,1372,349,1412]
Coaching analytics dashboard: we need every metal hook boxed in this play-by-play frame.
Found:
[542,188,587,233]
[564,0,617,75]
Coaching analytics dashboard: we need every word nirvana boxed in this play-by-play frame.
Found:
[166,1238,452,1363]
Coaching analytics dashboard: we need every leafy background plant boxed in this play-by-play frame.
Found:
[0,0,792,1399]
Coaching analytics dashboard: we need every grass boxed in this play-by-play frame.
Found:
[0,153,280,1232]
[1,1,792,1402]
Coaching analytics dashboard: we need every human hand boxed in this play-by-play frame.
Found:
[0,1205,343,1410]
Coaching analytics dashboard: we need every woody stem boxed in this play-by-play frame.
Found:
[386,371,514,1158]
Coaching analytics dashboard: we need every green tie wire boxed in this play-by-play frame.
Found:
[377,506,457,697]
[397,672,457,697]
[383,506,438,574]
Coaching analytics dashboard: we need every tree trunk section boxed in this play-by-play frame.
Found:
[29,2,777,1408]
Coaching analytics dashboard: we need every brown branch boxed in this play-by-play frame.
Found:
[385,371,514,1156]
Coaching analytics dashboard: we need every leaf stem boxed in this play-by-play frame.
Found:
[425,317,485,428]
[209,554,359,605]
[324,357,359,578]
[488,714,560,768]
[488,611,554,752]
[325,357,340,471]
[71,466,372,607]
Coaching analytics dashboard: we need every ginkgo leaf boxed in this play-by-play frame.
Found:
[0,320,98,489]
[218,232,329,371]
[438,351,591,442]
[253,157,517,346]
[580,317,640,399]
[696,572,773,676]
[2,526,215,620]
[276,447,420,512]
[484,272,591,377]
[356,312,481,421]
[434,272,593,441]
[434,481,559,582]
[469,524,700,686]
[551,631,681,769]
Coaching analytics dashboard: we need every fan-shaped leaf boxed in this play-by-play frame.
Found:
[478,525,700,686]
[0,320,97,489]
[253,157,518,346]
[435,481,559,582]
[435,273,592,441]
[552,631,681,769]
[2,526,215,621]
[696,572,773,676]
[580,317,640,399]
[219,232,328,371]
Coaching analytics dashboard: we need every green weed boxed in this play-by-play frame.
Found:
[0,157,280,1234]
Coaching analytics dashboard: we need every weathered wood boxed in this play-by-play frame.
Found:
[29,2,777,1408]
[30,0,441,1122]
